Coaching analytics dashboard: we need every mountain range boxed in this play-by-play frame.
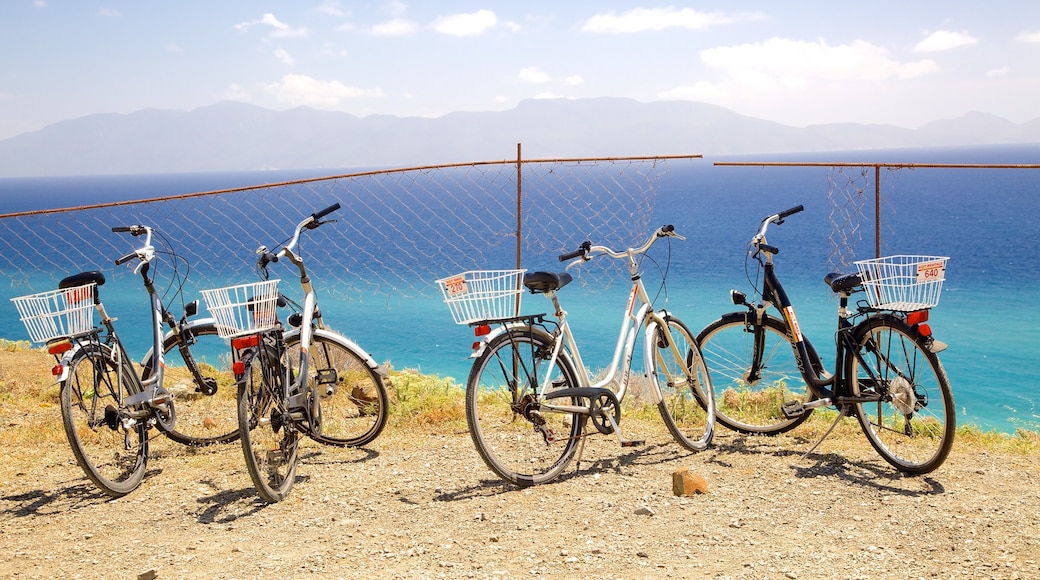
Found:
[1,97,1038,177]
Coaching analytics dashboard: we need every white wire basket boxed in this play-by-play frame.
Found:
[10,283,97,344]
[199,280,281,339]
[854,255,948,311]
[435,269,526,325]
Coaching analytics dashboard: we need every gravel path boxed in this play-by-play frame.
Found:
[2,412,1039,579]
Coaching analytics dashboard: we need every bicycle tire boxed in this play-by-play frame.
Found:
[60,342,148,497]
[849,315,955,474]
[466,327,583,486]
[696,312,818,435]
[141,322,240,446]
[237,342,299,502]
[284,329,389,447]
[649,314,715,451]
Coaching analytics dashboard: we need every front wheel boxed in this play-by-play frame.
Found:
[60,342,148,497]
[142,322,239,446]
[648,315,715,451]
[466,328,583,486]
[849,316,954,474]
[283,330,389,447]
[237,343,299,502]
[696,312,818,435]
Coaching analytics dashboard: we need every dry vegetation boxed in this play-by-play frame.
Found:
[2,341,1039,578]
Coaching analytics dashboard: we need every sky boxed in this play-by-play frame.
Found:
[2,1,1039,141]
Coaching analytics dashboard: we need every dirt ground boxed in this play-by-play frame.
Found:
[2,349,1039,579]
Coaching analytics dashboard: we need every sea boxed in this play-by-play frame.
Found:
[1,144,1038,434]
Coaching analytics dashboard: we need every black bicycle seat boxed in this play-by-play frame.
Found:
[523,271,573,293]
[59,271,106,289]
[824,271,861,293]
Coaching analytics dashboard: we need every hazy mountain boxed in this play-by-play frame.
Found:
[0,98,1037,177]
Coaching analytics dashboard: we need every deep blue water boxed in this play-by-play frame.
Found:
[2,145,1038,434]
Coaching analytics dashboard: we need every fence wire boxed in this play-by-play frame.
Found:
[0,156,688,309]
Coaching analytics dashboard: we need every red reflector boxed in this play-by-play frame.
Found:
[471,341,482,351]
[47,340,72,355]
[51,365,63,376]
[231,335,259,350]
[906,310,929,326]
[917,323,932,337]
[474,325,491,337]
[233,361,246,375]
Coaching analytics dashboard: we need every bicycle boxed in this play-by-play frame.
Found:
[695,205,954,474]
[201,203,390,502]
[437,225,715,487]
[9,225,240,497]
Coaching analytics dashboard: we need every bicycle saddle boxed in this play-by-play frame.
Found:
[824,271,861,293]
[523,271,573,293]
[59,270,106,289]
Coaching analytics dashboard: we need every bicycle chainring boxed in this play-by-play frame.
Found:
[589,390,621,435]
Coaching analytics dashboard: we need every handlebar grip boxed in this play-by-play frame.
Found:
[112,226,132,233]
[660,224,675,234]
[312,203,341,221]
[115,252,137,265]
[778,205,804,219]
[558,241,591,262]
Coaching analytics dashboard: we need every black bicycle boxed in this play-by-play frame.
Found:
[695,205,954,474]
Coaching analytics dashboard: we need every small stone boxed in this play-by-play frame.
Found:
[672,467,708,496]
[634,506,655,516]
[138,570,158,580]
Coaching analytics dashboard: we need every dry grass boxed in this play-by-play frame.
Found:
[1,342,1037,457]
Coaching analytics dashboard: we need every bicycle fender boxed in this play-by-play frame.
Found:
[283,327,389,377]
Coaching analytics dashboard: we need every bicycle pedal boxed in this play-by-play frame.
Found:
[782,400,806,418]
[621,439,645,448]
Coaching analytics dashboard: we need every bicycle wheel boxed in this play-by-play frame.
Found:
[466,328,583,486]
[284,330,388,447]
[237,344,299,502]
[141,322,239,446]
[849,316,954,474]
[650,315,715,451]
[696,312,818,435]
[60,342,148,497]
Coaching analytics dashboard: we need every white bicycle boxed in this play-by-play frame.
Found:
[438,225,715,486]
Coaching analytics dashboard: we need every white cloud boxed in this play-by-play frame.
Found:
[986,66,1010,77]
[165,43,184,53]
[224,83,253,102]
[98,7,121,17]
[563,75,584,86]
[661,38,938,105]
[1016,31,1040,43]
[315,0,349,18]
[265,74,383,107]
[518,67,551,84]
[236,13,308,38]
[370,18,419,36]
[431,9,497,37]
[582,7,763,33]
[914,30,978,52]
[274,49,294,65]
[33,0,46,7]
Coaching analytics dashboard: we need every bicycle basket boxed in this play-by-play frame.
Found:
[10,283,97,344]
[854,255,948,311]
[435,269,526,325]
[199,280,281,339]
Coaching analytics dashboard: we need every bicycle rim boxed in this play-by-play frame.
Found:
[466,330,582,486]
[285,331,388,447]
[696,313,814,434]
[652,316,715,451]
[61,344,147,497]
[850,317,955,474]
[238,349,299,502]
[145,323,240,446]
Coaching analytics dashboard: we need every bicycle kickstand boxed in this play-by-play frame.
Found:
[603,411,645,448]
[801,404,849,459]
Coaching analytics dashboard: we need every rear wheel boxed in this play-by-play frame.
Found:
[696,313,817,435]
[60,343,148,497]
[466,328,583,486]
[650,315,715,451]
[849,316,954,474]
[238,344,299,502]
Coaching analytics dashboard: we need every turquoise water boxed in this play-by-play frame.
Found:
[2,145,1038,433]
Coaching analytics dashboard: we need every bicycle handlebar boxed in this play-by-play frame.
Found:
[752,205,805,256]
[558,225,683,263]
[257,204,341,270]
[111,225,155,268]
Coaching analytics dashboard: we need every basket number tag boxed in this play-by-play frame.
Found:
[443,275,468,298]
[916,260,945,283]
[64,286,92,304]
